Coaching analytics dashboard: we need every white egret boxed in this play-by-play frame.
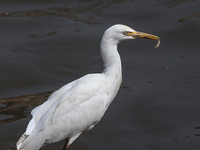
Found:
[16,24,160,150]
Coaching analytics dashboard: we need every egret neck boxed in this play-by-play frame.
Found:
[100,34,122,80]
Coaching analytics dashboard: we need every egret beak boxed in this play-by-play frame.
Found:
[131,31,160,49]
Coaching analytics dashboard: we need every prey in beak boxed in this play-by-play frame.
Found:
[124,31,161,49]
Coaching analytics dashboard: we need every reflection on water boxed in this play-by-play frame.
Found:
[0,7,100,24]
[24,31,60,39]
[178,12,200,22]
[0,0,132,24]
[0,91,51,124]
[173,126,200,142]
[167,0,200,22]
[121,84,133,92]
[167,0,197,8]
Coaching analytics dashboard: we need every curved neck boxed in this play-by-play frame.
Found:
[100,37,122,77]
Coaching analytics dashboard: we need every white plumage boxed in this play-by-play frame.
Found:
[16,24,160,150]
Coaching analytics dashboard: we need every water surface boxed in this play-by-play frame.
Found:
[0,0,200,150]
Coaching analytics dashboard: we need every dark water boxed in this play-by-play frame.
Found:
[0,0,200,149]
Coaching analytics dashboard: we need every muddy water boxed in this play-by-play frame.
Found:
[0,0,200,150]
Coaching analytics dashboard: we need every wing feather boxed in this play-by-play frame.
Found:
[31,74,105,133]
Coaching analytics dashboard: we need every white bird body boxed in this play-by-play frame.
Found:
[17,24,160,150]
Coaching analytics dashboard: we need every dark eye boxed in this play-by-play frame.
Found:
[123,31,131,35]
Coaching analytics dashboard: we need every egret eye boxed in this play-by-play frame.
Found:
[123,31,128,35]
[123,31,131,35]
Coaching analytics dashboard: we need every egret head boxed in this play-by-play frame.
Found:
[103,24,160,49]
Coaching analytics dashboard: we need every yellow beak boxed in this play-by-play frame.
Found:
[130,31,161,49]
